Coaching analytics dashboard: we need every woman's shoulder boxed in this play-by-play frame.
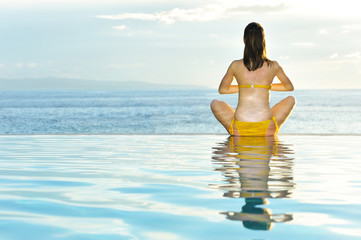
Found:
[231,59,243,64]
[264,58,277,65]
[230,59,244,68]
[266,59,281,70]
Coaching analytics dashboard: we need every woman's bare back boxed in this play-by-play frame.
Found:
[232,60,278,122]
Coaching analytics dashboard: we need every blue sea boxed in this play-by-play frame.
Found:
[2,89,361,240]
[1,89,361,134]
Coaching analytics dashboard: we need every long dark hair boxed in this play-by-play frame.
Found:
[243,22,271,71]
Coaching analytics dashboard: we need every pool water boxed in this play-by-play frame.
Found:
[0,135,360,240]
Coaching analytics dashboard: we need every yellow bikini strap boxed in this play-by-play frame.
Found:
[238,84,271,89]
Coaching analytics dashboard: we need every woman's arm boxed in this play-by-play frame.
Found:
[270,61,294,91]
[218,61,239,94]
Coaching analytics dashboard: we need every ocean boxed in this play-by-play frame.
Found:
[1,89,361,134]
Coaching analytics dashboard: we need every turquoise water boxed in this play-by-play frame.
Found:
[1,90,361,134]
[0,135,361,239]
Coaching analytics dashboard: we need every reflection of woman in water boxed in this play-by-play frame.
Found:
[211,136,295,230]
[211,22,295,136]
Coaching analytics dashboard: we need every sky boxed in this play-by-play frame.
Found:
[0,0,360,89]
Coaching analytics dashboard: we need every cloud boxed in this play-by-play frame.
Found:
[0,0,124,6]
[341,24,361,34]
[318,28,328,34]
[14,61,51,69]
[318,52,361,66]
[0,63,5,68]
[328,53,338,59]
[112,25,127,30]
[16,63,24,68]
[28,63,38,68]
[97,3,288,24]
[226,3,288,14]
[345,52,361,59]
[97,7,224,24]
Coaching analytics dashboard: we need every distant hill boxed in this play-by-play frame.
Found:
[0,77,208,90]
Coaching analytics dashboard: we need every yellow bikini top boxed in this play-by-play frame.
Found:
[238,84,271,89]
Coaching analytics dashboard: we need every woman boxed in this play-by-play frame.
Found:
[211,22,295,136]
